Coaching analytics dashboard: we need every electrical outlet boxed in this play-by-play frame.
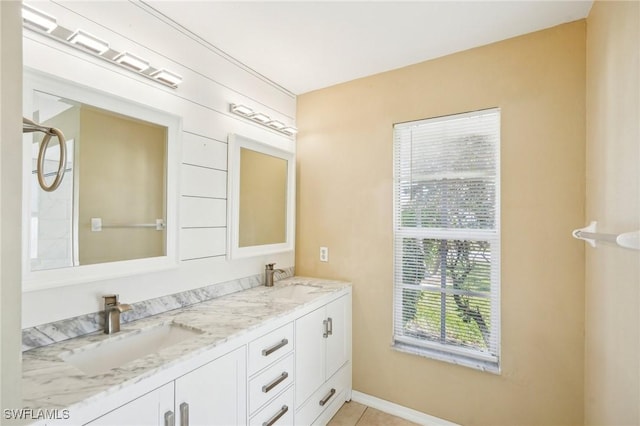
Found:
[320,246,329,262]
[91,217,102,232]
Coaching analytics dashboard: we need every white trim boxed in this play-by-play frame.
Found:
[351,391,460,426]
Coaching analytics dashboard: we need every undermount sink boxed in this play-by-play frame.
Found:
[271,284,319,300]
[60,323,203,376]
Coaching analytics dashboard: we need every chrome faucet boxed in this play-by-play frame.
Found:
[102,294,132,334]
[265,263,285,287]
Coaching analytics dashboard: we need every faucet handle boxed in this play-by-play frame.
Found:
[266,263,275,270]
[102,294,119,306]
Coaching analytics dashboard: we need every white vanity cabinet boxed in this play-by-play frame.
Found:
[174,346,247,426]
[247,323,295,426]
[84,346,246,426]
[51,284,352,426]
[85,383,174,426]
[294,294,351,425]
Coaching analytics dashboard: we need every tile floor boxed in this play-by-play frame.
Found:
[327,401,420,426]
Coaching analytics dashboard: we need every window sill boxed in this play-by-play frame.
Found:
[392,341,501,374]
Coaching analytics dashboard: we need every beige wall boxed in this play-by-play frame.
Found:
[585,2,640,425]
[1,0,23,414]
[79,107,166,265]
[239,148,287,247]
[297,22,586,425]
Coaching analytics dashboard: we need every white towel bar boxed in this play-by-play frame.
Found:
[572,221,640,250]
[90,218,165,232]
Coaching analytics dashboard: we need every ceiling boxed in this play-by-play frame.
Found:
[146,1,593,95]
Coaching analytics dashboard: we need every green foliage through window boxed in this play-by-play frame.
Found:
[401,238,492,351]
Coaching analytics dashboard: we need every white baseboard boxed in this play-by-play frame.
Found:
[350,390,459,426]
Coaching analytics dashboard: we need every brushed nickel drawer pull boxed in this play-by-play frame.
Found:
[262,405,288,426]
[262,338,289,356]
[327,317,333,336]
[262,371,289,393]
[323,319,329,338]
[319,388,336,406]
[179,402,189,426]
[164,411,175,426]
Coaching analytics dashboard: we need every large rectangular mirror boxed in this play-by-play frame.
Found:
[227,134,295,258]
[23,70,180,290]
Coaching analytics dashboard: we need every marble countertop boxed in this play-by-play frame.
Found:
[21,276,350,415]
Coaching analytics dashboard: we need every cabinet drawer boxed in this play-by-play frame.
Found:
[249,353,294,414]
[311,387,347,426]
[249,386,294,426]
[249,322,294,375]
[295,363,350,426]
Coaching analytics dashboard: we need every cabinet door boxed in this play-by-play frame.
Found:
[175,346,247,426]
[295,306,326,406]
[86,383,174,426]
[325,296,348,379]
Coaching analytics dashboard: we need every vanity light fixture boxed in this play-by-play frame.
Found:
[22,4,57,33]
[150,69,183,88]
[229,103,298,138]
[230,104,253,116]
[267,120,286,130]
[114,52,150,72]
[67,29,110,55]
[249,112,271,124]
[22,4,183,89]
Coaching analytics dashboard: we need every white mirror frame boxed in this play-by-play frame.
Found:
[227,133,295,259]
[22,69,181,291]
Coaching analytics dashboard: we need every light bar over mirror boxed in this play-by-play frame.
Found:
[22,3,184,89]
[229,104,298,138]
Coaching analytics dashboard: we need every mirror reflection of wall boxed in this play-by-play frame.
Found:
[79,106,166,265]
[30,94,79,271]
[227,133,294,259]
[29,91,167,271]
[30,137,75,271]
[239,147,288,247]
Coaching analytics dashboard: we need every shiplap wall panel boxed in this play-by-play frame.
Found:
[183,133,227,170]
[181,165,227,199]
[181,198,226,228]
[21,0,296,327]
[180,228,227,260]
[32,1,295,118]
[23,37,295,154]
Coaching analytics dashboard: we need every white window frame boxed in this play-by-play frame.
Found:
[392,108,501,373]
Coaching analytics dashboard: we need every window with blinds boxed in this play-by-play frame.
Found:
[392,108,501,372]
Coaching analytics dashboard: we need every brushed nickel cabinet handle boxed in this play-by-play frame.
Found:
[262,338,289,356]
[164,411,175,426]
[262,371,289,393]
[319,388,336,407]
[327,317,333,336]
[262,405,289,426]
[323,319,329,338]
[179,402,189,426]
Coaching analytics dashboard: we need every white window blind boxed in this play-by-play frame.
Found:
[392,108,501,372]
